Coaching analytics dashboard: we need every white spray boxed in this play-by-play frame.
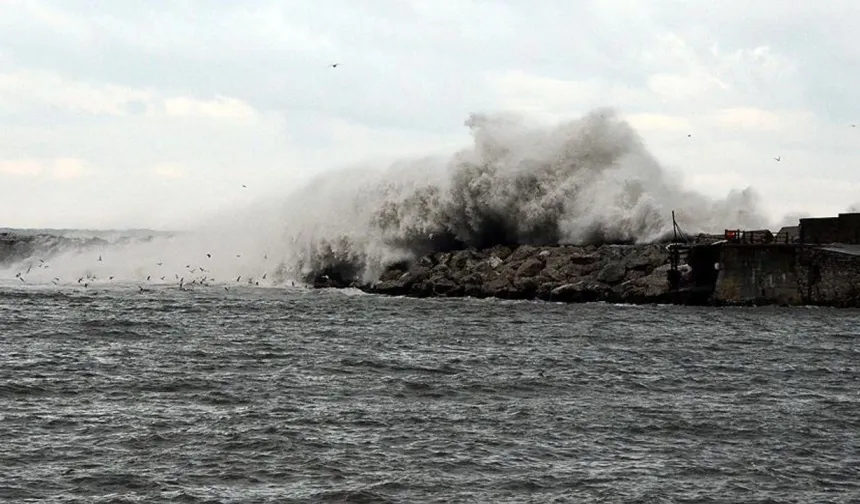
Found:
[1,108,771,288]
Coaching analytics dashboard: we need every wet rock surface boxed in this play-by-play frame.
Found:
[337,244,675,304]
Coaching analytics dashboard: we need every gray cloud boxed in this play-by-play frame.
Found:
[1,1,860,228]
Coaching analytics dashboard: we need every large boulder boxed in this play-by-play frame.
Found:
[596,261,626,284]
[516,258,545,278]
[550,281,613,303]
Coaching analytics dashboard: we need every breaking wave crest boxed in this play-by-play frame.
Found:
[279,108,767,283]
[1,108,769,287]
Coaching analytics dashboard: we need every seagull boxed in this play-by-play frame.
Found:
[206,253,211,258]
[773,156,781,162]
[242,184,247,188]
[331,63,339,68]
[156,261,163,266]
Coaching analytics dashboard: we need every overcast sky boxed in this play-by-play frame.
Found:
[2,0,859,229]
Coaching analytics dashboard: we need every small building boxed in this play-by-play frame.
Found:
[799,212,860,244]
[774,226,799,244]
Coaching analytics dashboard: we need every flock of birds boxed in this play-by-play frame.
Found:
[3,177,317,293]
[9,250,298,293]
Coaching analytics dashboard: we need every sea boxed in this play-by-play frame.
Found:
[1,283,858,503]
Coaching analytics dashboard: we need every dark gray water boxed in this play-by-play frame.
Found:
[1,285,858,503]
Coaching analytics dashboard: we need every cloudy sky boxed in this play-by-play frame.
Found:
[1,0,859,229]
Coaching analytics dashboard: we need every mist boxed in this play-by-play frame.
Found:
[1,108,774,288]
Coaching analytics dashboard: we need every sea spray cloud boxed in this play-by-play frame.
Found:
[1,108,770,287]
[278,108,769,282]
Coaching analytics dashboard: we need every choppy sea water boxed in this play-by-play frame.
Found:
[1,284,858,503]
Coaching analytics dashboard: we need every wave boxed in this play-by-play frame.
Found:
[0,108,771,288]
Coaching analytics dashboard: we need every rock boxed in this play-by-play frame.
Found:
[482,277,514,298]
[625,269,646,281]
[550,281,613,303]
[512,277,539,297]
[570,251,601,264]
[539,267,565,283]
[516,258,545,278]
[597,262,626,284]
[509,245,540,263]
[378,268,406,282]
[348,243,675,306]
[370,279,409,296]
[435,252,452,267]
[487,245,514,261]
[618,267,671,302]
[429,278,459,295]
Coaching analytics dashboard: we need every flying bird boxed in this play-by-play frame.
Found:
[773,156,781,162]
[331,63,339,68]
[206,253,211,258]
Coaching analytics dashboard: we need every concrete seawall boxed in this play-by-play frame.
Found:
[713,245,802,306]
[711,243,860,307]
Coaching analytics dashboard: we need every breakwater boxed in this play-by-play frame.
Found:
[5,224,860,308]
[315,243,680,304]
[316,240,860,308]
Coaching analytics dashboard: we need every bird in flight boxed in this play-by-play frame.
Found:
[773,156,781,162]
[331,63,339,68]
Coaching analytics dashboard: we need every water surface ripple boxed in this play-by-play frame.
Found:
[1,286,858,502]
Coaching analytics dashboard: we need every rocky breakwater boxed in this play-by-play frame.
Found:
[351,243,674,304]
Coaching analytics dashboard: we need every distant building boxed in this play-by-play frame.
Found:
[774,226,799,244]
[799,213,860,244]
